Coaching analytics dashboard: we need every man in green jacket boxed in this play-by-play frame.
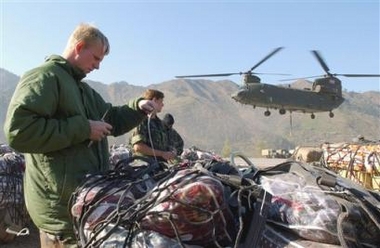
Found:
[3,23,156,248]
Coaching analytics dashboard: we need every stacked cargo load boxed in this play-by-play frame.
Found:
[321,140,380,191]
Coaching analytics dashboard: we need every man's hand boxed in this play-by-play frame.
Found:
[161,150,177,162]
[88,120,113,142]
[138,99,158,115]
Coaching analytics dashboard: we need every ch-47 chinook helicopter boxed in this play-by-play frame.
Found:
[175,47,380,119]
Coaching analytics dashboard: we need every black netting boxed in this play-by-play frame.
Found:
[70,151,262,248]
[0,145,29,242]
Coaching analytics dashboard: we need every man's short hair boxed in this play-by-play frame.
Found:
[143,89,164,100]
[68,23,110,55]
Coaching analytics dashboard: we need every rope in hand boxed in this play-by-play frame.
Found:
[147,111,158,164]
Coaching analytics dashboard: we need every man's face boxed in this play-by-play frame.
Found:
[153,98,164,113]
[75,40,106,74]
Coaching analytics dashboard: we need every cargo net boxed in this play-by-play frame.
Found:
[260,170,380,246]
[0,144,29,242]
[321,141,380,191]
[70,147,263,248]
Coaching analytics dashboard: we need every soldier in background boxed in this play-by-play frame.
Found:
[130,89,177,163]
[162,113,184,156]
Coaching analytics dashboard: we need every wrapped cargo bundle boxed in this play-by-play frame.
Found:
[108,144,133,170]
[321,142,380,190]
[70,157,160,246]
[140,168,236,247]
[261,173,345,242]
[70,153,264,248]
[0,145,29,243]
[70,174,139,230]
[249,161,380,247]
[0,153,24,208]
[181,146,223,162]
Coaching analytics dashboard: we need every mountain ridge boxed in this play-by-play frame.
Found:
[1,68,379,156]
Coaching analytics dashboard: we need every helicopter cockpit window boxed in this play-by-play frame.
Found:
[312,83,322,93]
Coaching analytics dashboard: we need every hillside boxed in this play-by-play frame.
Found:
[1,68,379,156]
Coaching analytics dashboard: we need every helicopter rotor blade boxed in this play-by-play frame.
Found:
[175,47,286,79]
[175,72,242,78]
[249,47,284,72]
[280,50,380,82]
[280,73,380,82]
[176,71,291,78]
[311,50,331,75]
[254,72,291,76]
[333,73,380,77]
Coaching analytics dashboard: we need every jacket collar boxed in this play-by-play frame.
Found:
[45,55,86,81]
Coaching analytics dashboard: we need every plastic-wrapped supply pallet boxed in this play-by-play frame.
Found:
[249,160,380,248]
[0,144,29,244]
[260,225,342,248]
[261,173,342,242]
[321,141,380,190]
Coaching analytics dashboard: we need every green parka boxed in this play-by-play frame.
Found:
[3,55,146,237]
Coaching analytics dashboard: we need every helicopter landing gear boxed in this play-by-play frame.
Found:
[279,109,286,115]
[311,113,315,119]
[264,110,271,116]
[329,111,334,118]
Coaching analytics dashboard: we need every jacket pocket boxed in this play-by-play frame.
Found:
[41,153,67,203]
[41,148,89,206]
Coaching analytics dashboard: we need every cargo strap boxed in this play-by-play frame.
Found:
[238,188,272,248]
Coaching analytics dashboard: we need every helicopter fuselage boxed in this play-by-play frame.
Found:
[231,82,344,114]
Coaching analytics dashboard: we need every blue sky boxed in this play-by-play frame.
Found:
[1,0,379,92]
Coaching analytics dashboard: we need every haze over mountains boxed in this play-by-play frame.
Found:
[1,68,379,156]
